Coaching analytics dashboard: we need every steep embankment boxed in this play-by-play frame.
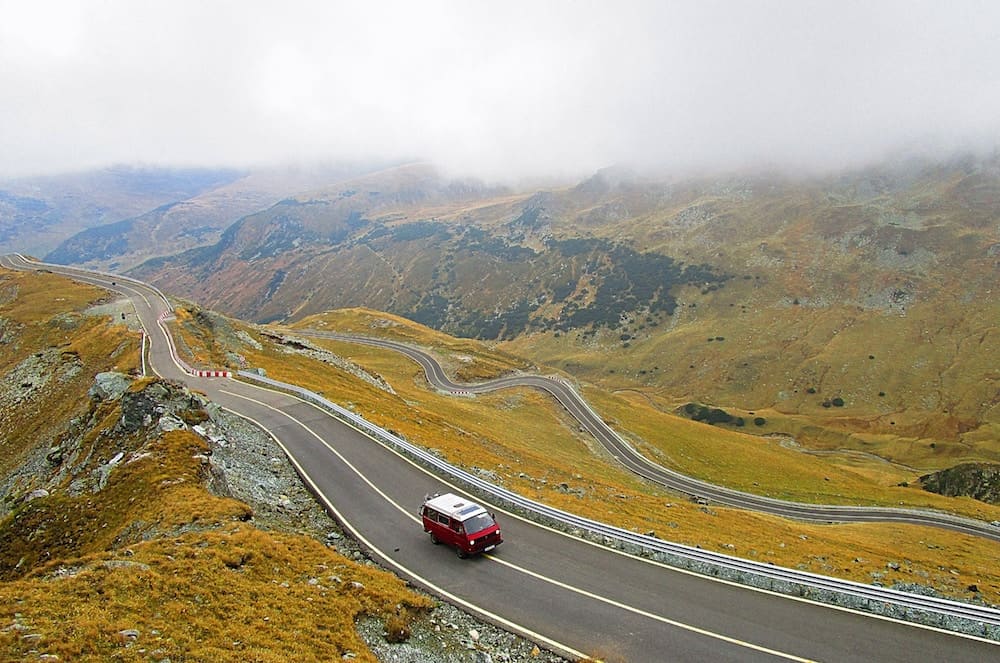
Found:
[0,269,556,663]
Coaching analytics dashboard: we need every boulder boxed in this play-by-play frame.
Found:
[158,414,187,432]
[25,488,49,502]
[89,372,132,402]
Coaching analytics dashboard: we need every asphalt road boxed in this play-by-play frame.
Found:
[293,330,1000,543]
[4,254,998,662]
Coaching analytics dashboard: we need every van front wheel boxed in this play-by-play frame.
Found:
[429,532,440,545]
[455,546,468,559]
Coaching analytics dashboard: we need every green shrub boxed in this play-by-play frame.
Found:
[683,402,735,425]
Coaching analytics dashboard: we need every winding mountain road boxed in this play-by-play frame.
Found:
[3,253,999,662]
[294,330,1000,543]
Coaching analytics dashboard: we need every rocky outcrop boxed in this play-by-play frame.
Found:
[920,463,1000,505]
[88,371,132,402]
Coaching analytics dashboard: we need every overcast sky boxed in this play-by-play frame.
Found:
[2,1,999,182]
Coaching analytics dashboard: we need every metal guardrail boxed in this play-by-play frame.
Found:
[293,330,1000,540]
[237,370,1000,642]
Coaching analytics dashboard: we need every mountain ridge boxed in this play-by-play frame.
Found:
[15,155,998,458]
[125,157,1000,475]
[41,162,398,271]
[0,165,246,258]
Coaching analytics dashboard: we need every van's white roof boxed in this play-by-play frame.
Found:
[424,492,487,520]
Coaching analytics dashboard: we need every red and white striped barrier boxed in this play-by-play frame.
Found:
[194,370,232,378]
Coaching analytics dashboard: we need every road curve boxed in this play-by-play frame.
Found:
[3,254,999,662]
[293,329,1000,543]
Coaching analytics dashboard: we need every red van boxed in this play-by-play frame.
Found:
[421,492,503,558]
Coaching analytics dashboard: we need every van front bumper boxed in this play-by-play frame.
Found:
[470,536,503,554]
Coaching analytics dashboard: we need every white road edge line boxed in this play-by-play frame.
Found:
[219,388,818,661]
[221,384,1000,649]
[485,554,813,662]
[216,396,590,662]
[9,255,998,649]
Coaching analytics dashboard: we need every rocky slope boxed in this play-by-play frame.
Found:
[1,372,565,662]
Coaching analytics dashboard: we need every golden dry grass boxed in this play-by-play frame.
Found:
[0,271,432,662]
[294,307,534,381]
[178,307,1000,607]
[0,401,431,663]
[0,526,429,662]
[500,259,1000,467]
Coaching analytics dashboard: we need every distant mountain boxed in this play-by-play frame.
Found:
[921,463,1000,504]
[0,165,244,257]
[130,155,1000,450]
[43,163,391,271]
[131,163,535,324]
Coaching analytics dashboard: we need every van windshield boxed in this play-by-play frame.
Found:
[462,513,495,535]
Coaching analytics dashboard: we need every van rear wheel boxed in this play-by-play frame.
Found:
[429,532,440,545]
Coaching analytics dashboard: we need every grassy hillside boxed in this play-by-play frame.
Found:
[133,157,999,465]
[0,416,430,662]
[161,304,1000,607]
[0,270,441,662]
[503,284,1000,462]
[0,268,140,483]
[502,159,1000,458]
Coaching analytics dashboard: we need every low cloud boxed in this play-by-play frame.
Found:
[2,1,998,182]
